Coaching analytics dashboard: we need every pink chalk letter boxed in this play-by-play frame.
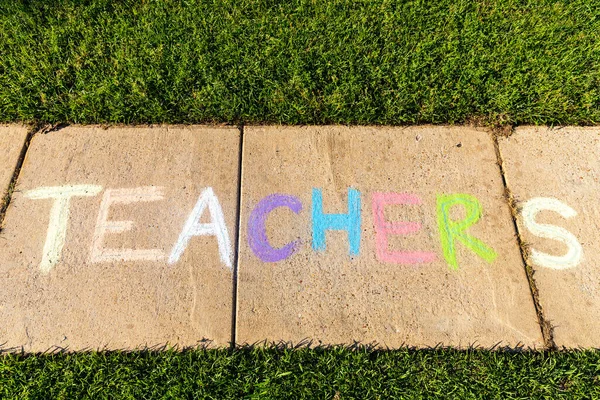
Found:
[372,192,436,264]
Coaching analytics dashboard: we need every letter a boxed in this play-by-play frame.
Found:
[169,187,232,268]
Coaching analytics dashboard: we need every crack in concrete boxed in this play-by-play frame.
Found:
[492,131,557,350]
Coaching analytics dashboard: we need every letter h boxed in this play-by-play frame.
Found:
[312,188,361,256]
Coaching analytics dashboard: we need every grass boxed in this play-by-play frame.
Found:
[1,346,600,399]
[0,0,599,126]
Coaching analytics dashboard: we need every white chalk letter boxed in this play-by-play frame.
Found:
[90,187,166,263]
[169,187,232,268]
[25,185,103,274]
[521,197,582,270]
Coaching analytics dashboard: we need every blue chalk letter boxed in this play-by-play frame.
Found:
[312,188,361,255]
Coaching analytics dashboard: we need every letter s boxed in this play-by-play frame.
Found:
[521,197,582,270]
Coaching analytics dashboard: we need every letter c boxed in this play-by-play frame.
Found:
[248,194,302,262]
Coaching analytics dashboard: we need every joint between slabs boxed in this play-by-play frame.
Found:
[230,124,244,348]
[492,132,556,350]
[0,123,44,230]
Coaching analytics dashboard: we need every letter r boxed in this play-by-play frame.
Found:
[436,193,497,270]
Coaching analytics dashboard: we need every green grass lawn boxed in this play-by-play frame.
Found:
[1,0,599,126]
[2,347,600,399]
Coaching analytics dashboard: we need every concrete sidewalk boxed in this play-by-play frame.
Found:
[0,124,597,351]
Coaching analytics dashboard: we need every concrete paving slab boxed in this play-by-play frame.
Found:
[237,125,543,348]
[499,126,600,348]
[0,125,239,351]
[0,124,28,208]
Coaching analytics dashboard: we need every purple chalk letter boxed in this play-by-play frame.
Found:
[248,194,303,262]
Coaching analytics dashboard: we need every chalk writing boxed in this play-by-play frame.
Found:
[169,187,232,269]
[521,197,582,269]
[312,188,361,256]
[25,184,561,272]
[248,194,302,262]
[437,193,497,270]
[25,185,103,274]
[90,186,166,263]
[372,192,436,264]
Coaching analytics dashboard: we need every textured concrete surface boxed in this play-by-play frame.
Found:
[237,125,543,348]
[499,126,600,348]
[0,125,28,209]
[0,125,239,351]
